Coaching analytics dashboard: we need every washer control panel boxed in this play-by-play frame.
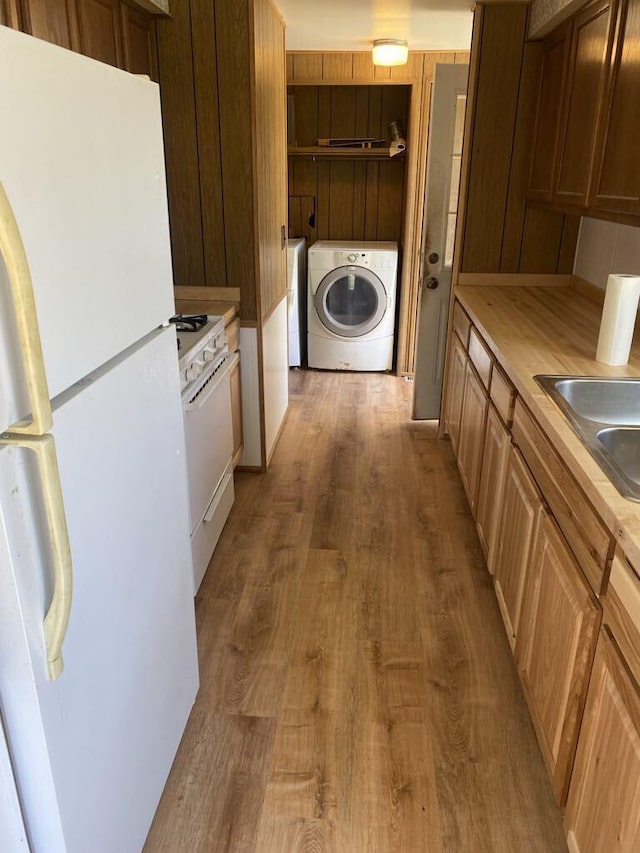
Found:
[338,251,370,267]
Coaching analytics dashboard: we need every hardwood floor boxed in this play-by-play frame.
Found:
[144,370,567,852]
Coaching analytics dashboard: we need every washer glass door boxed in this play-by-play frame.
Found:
[314,266,387,338]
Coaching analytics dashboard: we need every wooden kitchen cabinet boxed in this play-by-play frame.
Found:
[516,513,601,806]
[120,2,157,79]
[456,360,489,515]
[564,628,640,851]
[555,0,616,208]
[591,0,640,214]
[528,23,571,203]
[444,331,467,456]
[493,446,544,650]
[476,403,510,573]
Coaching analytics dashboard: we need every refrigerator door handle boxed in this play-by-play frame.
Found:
[0,182,53,435]
[0,433,72,679]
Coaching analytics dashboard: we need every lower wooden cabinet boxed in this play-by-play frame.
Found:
[444,332,467,455]
[564,628,640,851]
[516,513,601,805]
[457,360,488,515]
[476,403,510,572]
[493,446,544,649]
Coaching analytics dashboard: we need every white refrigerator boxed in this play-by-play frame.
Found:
[0,26,199,853]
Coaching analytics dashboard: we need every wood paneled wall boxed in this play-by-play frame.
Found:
[458,3,579,275]
[288,86,410,244]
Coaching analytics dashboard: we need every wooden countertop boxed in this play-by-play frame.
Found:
[173,285,240,327]
[456,283,640,568]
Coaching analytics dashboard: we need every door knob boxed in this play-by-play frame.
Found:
[425,276,439,290]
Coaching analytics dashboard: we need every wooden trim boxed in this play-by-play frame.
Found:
[457,272,573,286]
[240,319,259,329]
[265,403,290,466]
[174,285,241,301]
[261,289,287,324]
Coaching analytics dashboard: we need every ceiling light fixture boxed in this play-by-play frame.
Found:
[372,39,409,67]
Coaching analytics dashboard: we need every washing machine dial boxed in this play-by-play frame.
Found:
[347,252,359,263]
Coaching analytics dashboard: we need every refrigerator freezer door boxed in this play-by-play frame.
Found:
[0,327,198,853]
[0,27,175,431]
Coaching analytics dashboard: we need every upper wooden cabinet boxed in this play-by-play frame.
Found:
[6,0,159,80]
[592,0,640,213]
[527,0,640,219]
[528,23,571,203]
[555,0,617,208]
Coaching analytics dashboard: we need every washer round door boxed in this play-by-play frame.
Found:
[314,266,388,338]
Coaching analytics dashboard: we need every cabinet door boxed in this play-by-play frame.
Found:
[476,404,510,573]
[528,23,572,202]
[564,628,640,852]
[516,513,601,805]
[20,0,78,49]
[555,0,616,208]
[444,332,467,456]
[493,447,544,650]
[592,0,640,212]
[457,361,488,516]
[75,0,122,67]
[120,2,157,80]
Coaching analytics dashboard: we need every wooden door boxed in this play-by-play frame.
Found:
[75,0,122,67]
[493,447,544,650]
[516,513,601,805]
[591,0,640,213]
[456,360,488,515]
[476,404,510,573]
[564,628,640,851]
[528,23,571,203]
[443,332,467,456]
[555,0,616,208]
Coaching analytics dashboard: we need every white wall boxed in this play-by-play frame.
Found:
[573,217,640,289]
[262,296,289,462]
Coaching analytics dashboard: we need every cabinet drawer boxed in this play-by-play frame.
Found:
[512,399,612,593]
[468,327,492,390]
[490,366,515,426]
[226,316,240,353]
[453,301,471,349]
[605,548,640,685]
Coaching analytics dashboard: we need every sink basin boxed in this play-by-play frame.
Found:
[596,428,640,488]
[535,375,640,501]
[552,378,640,425]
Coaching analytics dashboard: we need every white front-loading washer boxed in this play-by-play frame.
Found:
[307,240,398,371]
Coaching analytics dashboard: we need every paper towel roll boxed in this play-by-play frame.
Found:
[596,273,640,365]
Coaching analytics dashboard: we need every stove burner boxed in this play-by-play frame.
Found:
[169,314,208,332]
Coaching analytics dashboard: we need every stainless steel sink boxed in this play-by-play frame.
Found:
[536,376,640,502]
[552,378,640,425]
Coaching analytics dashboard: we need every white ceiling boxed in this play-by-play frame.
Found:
[275,0,474,52]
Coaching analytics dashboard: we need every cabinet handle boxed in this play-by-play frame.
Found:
[0,433,73,679]
[0,183,52,435]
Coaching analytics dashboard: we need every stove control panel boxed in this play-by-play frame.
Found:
[178,315,227,392]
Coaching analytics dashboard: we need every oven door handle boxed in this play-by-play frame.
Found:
[183,351,239,413]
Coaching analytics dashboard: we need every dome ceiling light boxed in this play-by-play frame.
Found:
[372,39,409,67]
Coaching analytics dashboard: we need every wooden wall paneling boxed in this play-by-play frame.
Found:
[557,214,581,272]
[374,62,391,80]
[285,51,294,82]
[328,161,356,239]
[317,86,331,138]
[461,4,528,272]
[120,2,157,79]
[366,84,383,138]
[156,2,205,286]
[352,161,367,240]
[501,42,544,272]
[376,162,405,241]
[352,51,379,81]
[290,51,323,82]
[191,0,226,284]
[322,52,353,81]
[390,52,423,81]
[330,85,358,137]
[455,51,471,64]
[0,0,21,27]
[292,86,319,146]
[20,0,77,48]
[75,0,122,66]
[364,162,380,241]
[380,85,411,143]
[215,0,257,319]
[317,161,331,239]
[518,206,567,272]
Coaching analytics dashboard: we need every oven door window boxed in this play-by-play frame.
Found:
[314,266,387,338]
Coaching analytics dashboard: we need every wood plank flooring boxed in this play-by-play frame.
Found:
[144,370,567,852]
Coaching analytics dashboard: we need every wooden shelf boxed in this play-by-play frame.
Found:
[287,146,404,160]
